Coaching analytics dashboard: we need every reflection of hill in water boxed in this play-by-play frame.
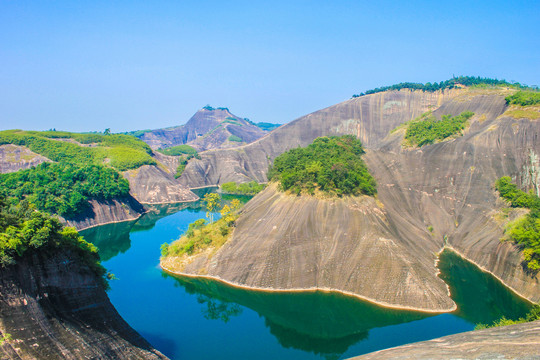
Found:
[170,275,429,357]
[438,250,531,325]
[80,220,135,262]
[81,202,203,261]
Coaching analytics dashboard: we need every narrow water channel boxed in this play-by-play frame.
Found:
[80,200,531,360]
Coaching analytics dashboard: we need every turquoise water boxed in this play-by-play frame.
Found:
[80,201,531,360]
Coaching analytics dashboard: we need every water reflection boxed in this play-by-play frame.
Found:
[437,250,532,325]
[168,275,430,358]
[81,201,534,360]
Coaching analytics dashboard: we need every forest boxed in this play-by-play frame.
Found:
[0,162,130,218]
[268,135,376,196]
[0,197,108,287]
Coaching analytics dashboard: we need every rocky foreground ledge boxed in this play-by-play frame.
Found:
[349,320,540,359]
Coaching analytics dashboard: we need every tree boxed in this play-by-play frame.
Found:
[104,128,111,135]
[203,193,220,223]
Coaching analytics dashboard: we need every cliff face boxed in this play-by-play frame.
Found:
[0,144,51,173]
[173,88,540,310]
[62,197,145,231]
[349,320,540,360]
[179,89,462,186]
[0,250,168,360]
[139,108,267,151]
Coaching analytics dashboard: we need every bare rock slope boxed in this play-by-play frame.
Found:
[174,88,540,311]
[349,320,540,359]
[0,144,51,173]
[138,107,267,151]
[0,250,168,360]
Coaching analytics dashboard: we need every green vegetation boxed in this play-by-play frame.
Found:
[268,135,376,196]
[495,177,540,271]
[0,197,108,287]
[157,144,198,156]
[162,196,241,258]
[476,305,540,329]
[0,130,156,217]
[505,91,540,106]
[0,162,130,218]
[503,109,540,120]
[403,111,474,147]
[352,76,538,98]
[228,135,243,142]
[221,181,265,195]
[0,130,155,171]
[0,333,12,346]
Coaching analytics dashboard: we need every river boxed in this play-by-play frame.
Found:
[80,199,531,360]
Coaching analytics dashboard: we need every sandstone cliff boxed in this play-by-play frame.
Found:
[0,144,51,173]
[138,107,267,151]
[172,88,540,310]
[349,320,540,359]
[0,249,168,360]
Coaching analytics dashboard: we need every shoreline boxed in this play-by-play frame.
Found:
[440,245,536,305]
[160,262,457,314]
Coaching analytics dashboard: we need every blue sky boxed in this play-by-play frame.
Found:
[1,0,539,132]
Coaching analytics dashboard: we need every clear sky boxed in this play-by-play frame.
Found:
[1,0,539,132]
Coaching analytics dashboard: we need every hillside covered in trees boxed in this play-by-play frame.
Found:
[268,135,376,196]
[0,130,154,219]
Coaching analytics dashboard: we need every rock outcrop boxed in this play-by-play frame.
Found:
[0,144,51,173]
[172,87,540,310]
[0,249,168,359]
[62,197,145,231]
[349,320,540,359]
[138,107,267,151]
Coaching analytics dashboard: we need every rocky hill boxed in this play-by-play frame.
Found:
[0,247,168,359]
[137,107,268,151]
[171,87,540,311]
[350,320,540,359]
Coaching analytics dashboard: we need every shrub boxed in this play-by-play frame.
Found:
[505,91,540,106]
[404,111,474,147]
[495,177,540,271]
[268,135,376,197]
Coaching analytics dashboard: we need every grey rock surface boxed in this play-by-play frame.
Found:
[0,144,51,173]
[349,320,540,359]
[0,250,168,359]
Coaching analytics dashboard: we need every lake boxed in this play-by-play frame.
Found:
[80,199,531,360]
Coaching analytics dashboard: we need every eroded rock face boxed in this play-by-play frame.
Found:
[0,144,51,173]
[181,184,455,311]
[348,320,540,360]
[179,89,462,187]
[62,197,145,231]
[123,164,199,204]
[0,250,168,360]
[139,108,267,151]
[174,88,540,310]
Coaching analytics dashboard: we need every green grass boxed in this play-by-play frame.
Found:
[228,135,243,142]
[0,130,155,171]
[503,109,540,120]
[157,145,198,156]
[268,135,376,197]
[221,181,265,195]
[403,111,474,147]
